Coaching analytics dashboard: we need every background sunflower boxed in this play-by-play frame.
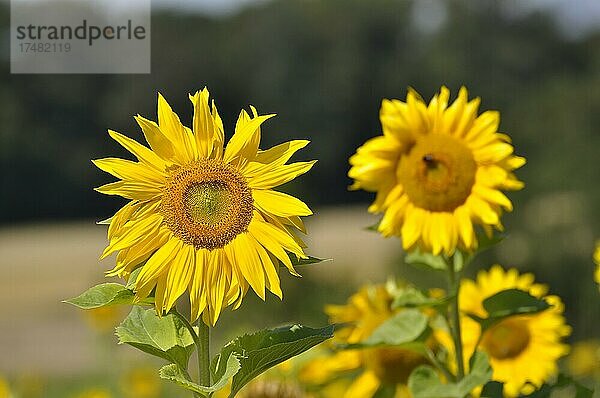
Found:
[299,282,437,398]
[454,265,571,397]
[349,86,524,255]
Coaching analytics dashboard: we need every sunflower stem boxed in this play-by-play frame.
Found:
[197,318,211,388]
[171,310,205,398]
[447,256,466,380]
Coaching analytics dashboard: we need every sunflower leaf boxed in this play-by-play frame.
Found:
[223,324,334,397]
[468,289,551,331]
[115,307,195,370]
[64,283,136,309]
[391,287,452,310]
[408,351,492,398]
[480,381,504,398]
[363,309,429,346]
[159,352,240,394]
[519,374,593,398]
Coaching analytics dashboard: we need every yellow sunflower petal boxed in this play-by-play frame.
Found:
[223,113,275,165]
[157,93,196,162]
[107,130,167,172]
[253,189,313,218]
[134,115,176,161]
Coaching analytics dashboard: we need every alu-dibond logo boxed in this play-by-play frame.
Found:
[11,0,150,74]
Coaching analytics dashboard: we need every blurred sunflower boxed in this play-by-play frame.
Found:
[299,283,435,398]
[0,376,11,398]
[73,389,112,398]
[567,340,600,380]
[454,265,571,397]
[215,358,321,398]
[348,87,524,255]
[95,88,315,325]
[83,306,126,333]
[120,366,161,398]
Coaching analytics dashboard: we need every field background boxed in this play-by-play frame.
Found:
[0,0,598,396]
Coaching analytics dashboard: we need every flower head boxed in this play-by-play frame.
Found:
[455,265,571,397]
[95,88,315,325]
[349,87,524,255]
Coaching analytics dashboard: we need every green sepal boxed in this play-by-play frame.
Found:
[366,220,381,232]
[467,289,551,331]
[222,324,334,397]
[159,352,241,395]
[405,249,448,271]
[286,254,330,268]
[408,351,492,398]
[115,307,195,370]
[125,267,144,289]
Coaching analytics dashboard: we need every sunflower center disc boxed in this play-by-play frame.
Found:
[364,347,429,384]
[482,318,531,360]
[184,182,232,225]
[397,134,476,212]
[161,159,253,250]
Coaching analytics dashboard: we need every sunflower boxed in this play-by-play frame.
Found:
[349,87,525,255]
[94,88,315,325]
[456,265,571,397]
[299,283,434,398]
[566,340,600,380]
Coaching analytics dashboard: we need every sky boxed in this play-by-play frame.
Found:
[152,0,600,38]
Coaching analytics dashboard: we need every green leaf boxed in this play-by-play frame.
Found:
[64,283,135,309]
[408,351,492,398]
[483,289,550,317]
[159,352,240,394]
[115,307,195,370]
[224,324,334,397]
[520,374,593,398]
[363,309,429,347]
[468,289,551,331]
[392,287,452,310]
[373,383,397,398]
[475,231,505,253]
[480,381,504,398]
[405,249,447,271]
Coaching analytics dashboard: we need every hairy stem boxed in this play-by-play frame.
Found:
[447,258,466,380]
[197,318,211,388]
[171,310,205,398]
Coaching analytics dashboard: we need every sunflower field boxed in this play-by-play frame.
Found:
[1,1,599,398]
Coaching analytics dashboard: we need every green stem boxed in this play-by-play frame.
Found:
[171,310,204,398]
[197,318,211,388]
[447,257,466,380]
[425,346,455,382]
